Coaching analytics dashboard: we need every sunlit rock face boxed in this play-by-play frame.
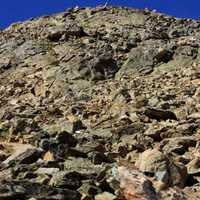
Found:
[1,6,200,200]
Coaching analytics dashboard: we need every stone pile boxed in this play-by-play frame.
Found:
[1,5,200,199]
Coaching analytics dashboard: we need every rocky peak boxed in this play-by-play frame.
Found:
[1,6,200,200]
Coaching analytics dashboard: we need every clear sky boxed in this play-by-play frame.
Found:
[1,0,200,29]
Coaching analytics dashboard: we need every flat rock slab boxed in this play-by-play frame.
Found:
[1,143,43,166]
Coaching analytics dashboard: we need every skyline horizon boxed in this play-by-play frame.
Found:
[1,1,200,29]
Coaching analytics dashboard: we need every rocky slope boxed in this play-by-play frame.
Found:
[1,6,200,199]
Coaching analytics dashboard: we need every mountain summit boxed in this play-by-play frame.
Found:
[1,6,200,199]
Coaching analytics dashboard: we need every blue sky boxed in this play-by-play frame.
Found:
[0,0,200,29]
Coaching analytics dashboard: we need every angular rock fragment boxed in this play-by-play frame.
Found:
[55,131,77,147]
[187,157,200,175]
[108,166,158,200]
[0,180,81,200]
[161,136,197,154]
[144,107,177,121]
[136,148,188,187]
[64,157,103,175]
[36,167,60,175]
[2,143,43,166]
[136,149,169,173]
[50,171,83,189]
[95,192,117,200]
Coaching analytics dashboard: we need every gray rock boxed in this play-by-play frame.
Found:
[50,171,82,189]
[64,157,103,175]
[168,162,188,188]
[136,148,188,187]
[0,184,26,200]
[0,180,81,200]
[136,149,169,173]
[36,167,60,175]
[155,171,170,183]
[161,136,197,154]
[46,26,66,42]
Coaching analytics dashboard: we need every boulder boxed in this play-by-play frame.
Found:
[136,148,188,187]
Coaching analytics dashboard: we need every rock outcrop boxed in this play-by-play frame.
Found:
[1,5,200,199]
